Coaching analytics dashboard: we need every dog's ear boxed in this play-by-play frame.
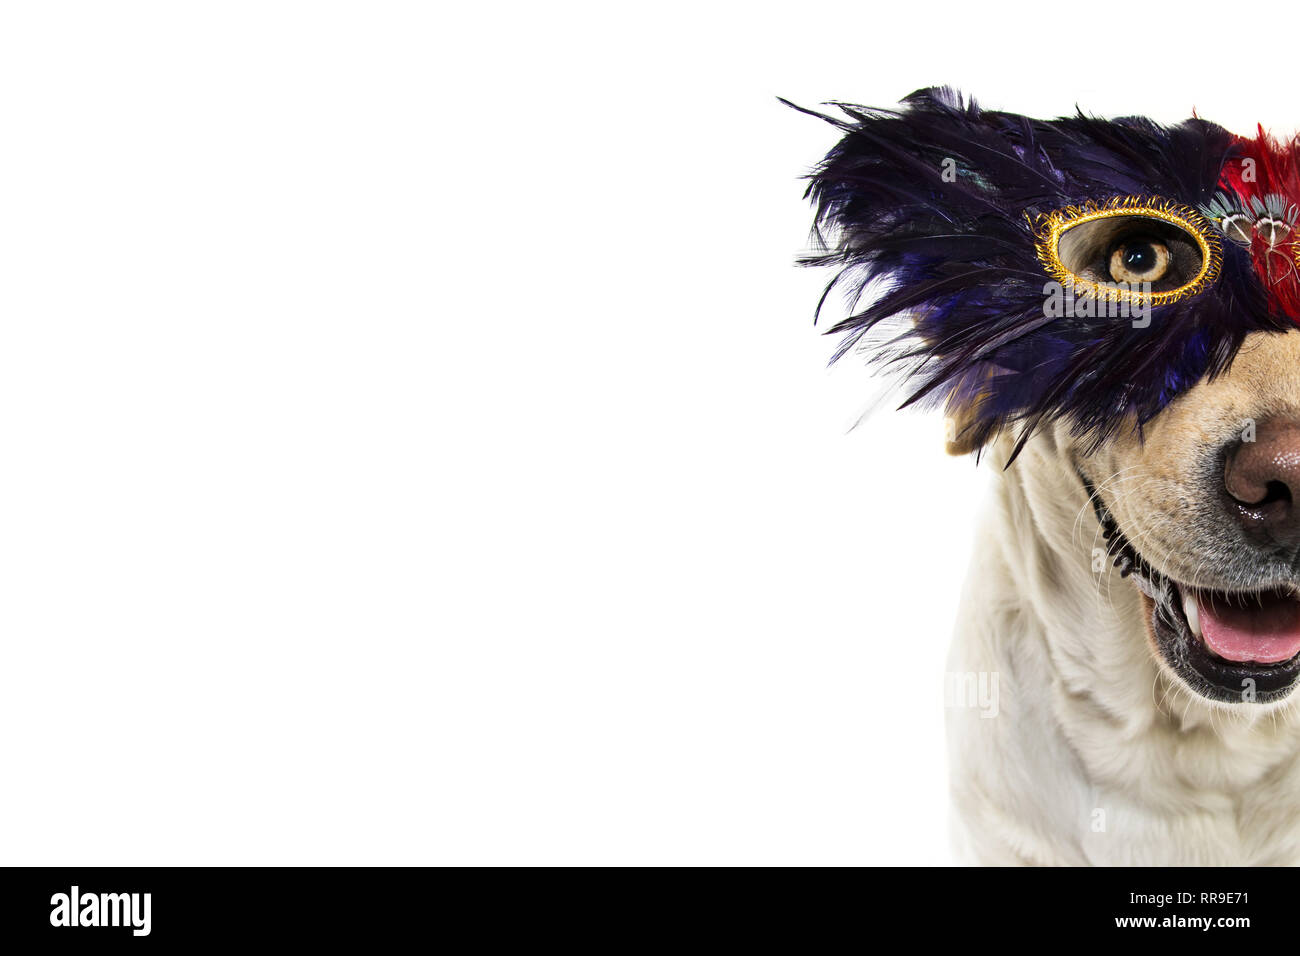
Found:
[792,86,1281,463]
[944,395,984,457]
[940,361,999,456]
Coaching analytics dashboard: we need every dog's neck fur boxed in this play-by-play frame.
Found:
[947,431,1300,865]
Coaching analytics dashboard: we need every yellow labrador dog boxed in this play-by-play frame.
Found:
[795,89,1300,864]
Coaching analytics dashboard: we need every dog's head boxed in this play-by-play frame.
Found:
[797,88,1300,708]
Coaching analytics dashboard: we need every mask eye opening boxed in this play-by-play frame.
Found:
[1031,197,1222,306]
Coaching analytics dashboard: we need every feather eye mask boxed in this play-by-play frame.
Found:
[791,87,1300,461]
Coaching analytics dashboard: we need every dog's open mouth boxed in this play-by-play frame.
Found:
[1088,481,1300,703]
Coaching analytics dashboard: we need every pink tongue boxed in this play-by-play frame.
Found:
[1198,591,1300,664]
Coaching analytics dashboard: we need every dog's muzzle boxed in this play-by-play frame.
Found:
[1086,447,1300,704]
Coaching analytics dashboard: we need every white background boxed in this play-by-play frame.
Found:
[1,2,1294,865]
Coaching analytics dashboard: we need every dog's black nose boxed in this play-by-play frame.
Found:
[1224,419,1300,545]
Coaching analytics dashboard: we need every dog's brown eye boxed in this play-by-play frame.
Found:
[1058,215,1198,293]
[1033,199,1221,307]
[1108,238,1169,283]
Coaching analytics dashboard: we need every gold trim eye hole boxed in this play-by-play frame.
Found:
[1034,199,1221,306]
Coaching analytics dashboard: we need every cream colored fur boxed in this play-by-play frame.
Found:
[946,330,1300,866]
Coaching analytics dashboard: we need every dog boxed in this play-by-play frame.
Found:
[795,88,1300,865]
